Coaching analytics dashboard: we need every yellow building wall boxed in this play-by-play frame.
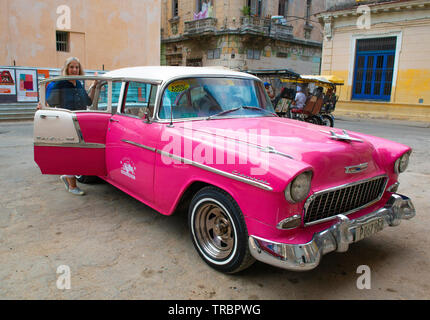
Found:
[321,14,430,122]
[1,0,160,70]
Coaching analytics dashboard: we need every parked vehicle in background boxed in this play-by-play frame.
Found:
[248,70,344,127]
[34,66,415,273]
[298,75,345,127]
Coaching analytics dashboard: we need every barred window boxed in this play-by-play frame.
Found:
[306,0,312,22]
[247,0,262,17]
[278,0,289,17]
[356,37,396,52]
[207,48,221,59]
[173,0,179,17]
[56,31,69,52]
[247,49,260,60]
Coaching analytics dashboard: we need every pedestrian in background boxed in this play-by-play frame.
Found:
[264,82,275,100]
[292,85,307,111]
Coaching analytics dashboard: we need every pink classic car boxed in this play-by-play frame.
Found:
[34,66,415,273]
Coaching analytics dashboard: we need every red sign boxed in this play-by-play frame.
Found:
[1,71,15,86]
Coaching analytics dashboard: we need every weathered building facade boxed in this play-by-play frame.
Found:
[0,0,161,71]
[318,0,430,122]
[161,0,325,74]
[0,0,160,117]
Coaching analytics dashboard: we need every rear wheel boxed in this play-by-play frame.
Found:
[75,175,99,184]
[321,114,334,127]
[188,187,255,273]
[307,115,323,125]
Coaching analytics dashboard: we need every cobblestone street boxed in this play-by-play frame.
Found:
[0,118,429,299]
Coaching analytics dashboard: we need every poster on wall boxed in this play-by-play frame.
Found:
[16,69,38,102]
[0,68,17,95]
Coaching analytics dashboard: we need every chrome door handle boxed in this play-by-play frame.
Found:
[109,118,120,122]
[40,115,59,119]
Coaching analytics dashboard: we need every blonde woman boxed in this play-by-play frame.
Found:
[44,57,97,195]
[46,57,97,110]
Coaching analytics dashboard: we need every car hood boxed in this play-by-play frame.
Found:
[179,117,383,190]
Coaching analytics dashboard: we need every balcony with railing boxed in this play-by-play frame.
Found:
[239,16,270,36]
[184,18,218,36]
[270,23,293,40]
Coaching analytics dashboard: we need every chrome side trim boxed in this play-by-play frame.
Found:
[34,142,105,149]
[231,170,270,186]
[74,110,112,114]
[105,138,273,191]
[303,175,388,227]
[249,193,415,271]
[387,182,400,193]
[276,214,302,230]
[261,146,294,160]
[72,114,84,143]
[156,150,273,191]
[121,139,156,152]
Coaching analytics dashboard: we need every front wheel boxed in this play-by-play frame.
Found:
[188,187,255,274]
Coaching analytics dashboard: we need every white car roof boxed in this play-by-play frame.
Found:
[103,66,259,83]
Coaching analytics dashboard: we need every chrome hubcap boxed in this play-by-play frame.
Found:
[194,202,234,260]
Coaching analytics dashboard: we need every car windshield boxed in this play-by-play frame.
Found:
[159,77,275,120]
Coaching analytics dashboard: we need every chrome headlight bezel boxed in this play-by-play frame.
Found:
[394,152,410,174]
[285,171,312,204]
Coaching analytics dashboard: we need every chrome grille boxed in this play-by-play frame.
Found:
[304,176,388,225]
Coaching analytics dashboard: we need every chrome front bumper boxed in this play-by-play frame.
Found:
[249,193,415,271]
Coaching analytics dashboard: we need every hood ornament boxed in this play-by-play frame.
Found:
[321,129,363,143]
[345,163,368,174]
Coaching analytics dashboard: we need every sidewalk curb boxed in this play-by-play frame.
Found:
[334,115,430,128]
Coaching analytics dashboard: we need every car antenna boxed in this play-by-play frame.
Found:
[167,104,174,127]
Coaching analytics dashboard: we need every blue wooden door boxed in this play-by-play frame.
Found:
[352,52,395,101]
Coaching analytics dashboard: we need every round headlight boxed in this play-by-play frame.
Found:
[285,171,312,203]
[395,153,410,174]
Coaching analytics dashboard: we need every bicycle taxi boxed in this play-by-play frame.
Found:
[247,69,344,127]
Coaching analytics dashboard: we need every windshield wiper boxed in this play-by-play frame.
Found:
[241,106,277,117]
[206,105,277,120]
[206,106,242,120]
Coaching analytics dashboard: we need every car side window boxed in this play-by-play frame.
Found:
[96,81,122,113]
[122,82,156,118]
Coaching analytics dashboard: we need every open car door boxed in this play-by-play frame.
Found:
[34,76,119,176]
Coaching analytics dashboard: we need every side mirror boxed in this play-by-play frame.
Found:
[143,111,151,124]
